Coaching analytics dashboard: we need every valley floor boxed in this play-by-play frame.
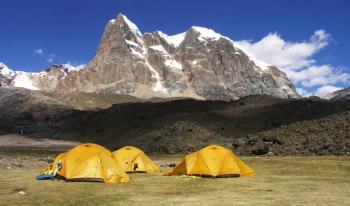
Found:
[0,152,349,206]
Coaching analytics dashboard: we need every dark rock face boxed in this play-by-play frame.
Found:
[1,14,299,101]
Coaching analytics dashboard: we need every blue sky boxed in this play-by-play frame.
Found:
[1,0,349,96]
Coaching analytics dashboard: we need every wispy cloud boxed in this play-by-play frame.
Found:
[33,48,85,70]
[34,48,57,64]
[34,48,44,55]
[46,58,54,63]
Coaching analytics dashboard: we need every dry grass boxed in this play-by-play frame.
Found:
[0,155,349,206]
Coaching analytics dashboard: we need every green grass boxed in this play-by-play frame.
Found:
[0,156,349,206]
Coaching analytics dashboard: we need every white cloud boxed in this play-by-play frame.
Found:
[235,30,350,97]
[46,58,54,63]
[314,85,343,97]
[296,88,312,97]
[34,49,44,55]
[286,65,350,87]
[34,49,57,64]
[236,30,330,70]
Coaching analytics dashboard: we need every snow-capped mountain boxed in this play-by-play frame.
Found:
[0,63,81,90]
[0,13,299,100]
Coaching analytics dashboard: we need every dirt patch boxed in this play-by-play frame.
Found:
[0,134,79,151]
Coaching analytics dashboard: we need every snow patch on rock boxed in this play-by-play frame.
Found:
[165,59,182,70]
[125,39,140,47]
[191,26,222,42]
[129,40,168,93]
[144,60,167,93]
[150,45,182,70]
[131,48,145,59]
[157,31,186,47]
[12,72,38,90]
[120,15,142,36]
[62,63,85,72]
[144,47,168,93]
[231,42,271,71]
[0,62,15,77]
[150,45,167,53]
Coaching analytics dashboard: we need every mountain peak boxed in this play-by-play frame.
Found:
[113,13,142,36]
[189,26,222,42]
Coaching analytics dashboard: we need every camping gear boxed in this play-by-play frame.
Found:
[37,159,63,180]
[39,143,129,183]
[36,174,55,180]
[112,146,160,173]
[164,145,255,177]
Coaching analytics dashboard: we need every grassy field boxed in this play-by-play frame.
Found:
[0,155,349,206]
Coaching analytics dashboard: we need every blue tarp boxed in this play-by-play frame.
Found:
[36,174,55,180]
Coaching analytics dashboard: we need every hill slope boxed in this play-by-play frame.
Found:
[324,87,350,100]
[0,88,348,156]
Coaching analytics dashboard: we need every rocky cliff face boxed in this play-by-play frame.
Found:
[1,14,299,100]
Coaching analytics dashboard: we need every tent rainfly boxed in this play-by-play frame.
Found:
[41,143,129,183]
[164,145,255,177]
[112,146,160,173]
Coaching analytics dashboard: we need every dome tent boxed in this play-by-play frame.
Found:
[112,146,160,173]
[41,143,129,183]
[164,145,255,177]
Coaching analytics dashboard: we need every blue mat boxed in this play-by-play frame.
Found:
[36,174,55,180]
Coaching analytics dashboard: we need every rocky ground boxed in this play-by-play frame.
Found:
[235,111,350,156]
[0,134,79,151]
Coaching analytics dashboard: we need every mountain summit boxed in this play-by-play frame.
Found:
[0,13,299,100]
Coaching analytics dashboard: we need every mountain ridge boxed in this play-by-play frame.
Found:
[0,13,299,100]
[324,87,350,100]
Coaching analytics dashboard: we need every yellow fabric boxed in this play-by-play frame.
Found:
[164,145,255,177]
[42,143,129,183]
[112,146,160,173]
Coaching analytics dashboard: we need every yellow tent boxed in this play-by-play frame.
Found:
[164,145,255,177]
[43,143,129,183]
[112,146,160,173]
